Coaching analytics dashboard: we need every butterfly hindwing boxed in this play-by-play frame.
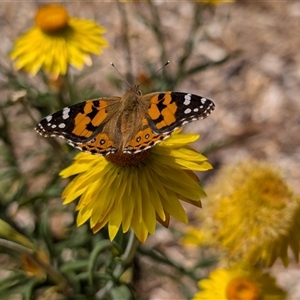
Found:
[73,133,117,155]
[123,118,169,154]
[146,92,215,134]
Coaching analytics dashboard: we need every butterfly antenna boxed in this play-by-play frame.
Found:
[137,61,170,88]
[110,62,131,88]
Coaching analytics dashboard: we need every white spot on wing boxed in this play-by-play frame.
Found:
[201,98,206,104]
[62,107,70,120]
[58,123,66,128]
[183,93,191,105]
[184,108,192,114]
[46,115,52,122]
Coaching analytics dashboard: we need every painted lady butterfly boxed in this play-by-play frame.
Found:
[35,86,215,155]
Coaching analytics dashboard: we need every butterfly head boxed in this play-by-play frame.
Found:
[131,85,142,96]
[120,86,143,106]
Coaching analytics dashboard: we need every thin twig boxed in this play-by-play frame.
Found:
[149,2,168,69]
[175,4,202,86]
[138,246,200,282]
[116,1,134,85]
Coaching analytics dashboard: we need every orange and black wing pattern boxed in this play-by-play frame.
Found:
[35,97,120,155]
[146,92,215,134]
[123,118,169,154]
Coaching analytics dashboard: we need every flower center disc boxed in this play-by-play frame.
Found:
[35,4,69,32]
[106,150,151,167]
[226,277,261,300]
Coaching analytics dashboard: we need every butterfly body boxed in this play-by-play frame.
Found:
[36,86,215,155]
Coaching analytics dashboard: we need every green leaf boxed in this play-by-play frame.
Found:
[110,285,133,300]
[0,273,40,299]
[23,277,45,300]
[39,209,54,255]
[88,240,116,285]
[0,271,25,291]
[0,218,33,249]
[60,260,90,273]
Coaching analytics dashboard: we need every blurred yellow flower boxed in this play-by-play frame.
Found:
[193,267,286,300]
[183,160,300,267]
[194,0,234,4]
[10,4,108,78]
[22,251,49,279]
[60,133,212,243]
[119,0,151,2]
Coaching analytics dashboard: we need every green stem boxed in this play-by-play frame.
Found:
[0,109,21,169]
[122,229,140,266]
[65,70,76,104]
[95,230,139,299]
[138,246,199,282]
[0,238,33,254]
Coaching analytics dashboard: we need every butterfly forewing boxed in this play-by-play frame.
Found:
[35,97,121,143]
[146,92,215,134]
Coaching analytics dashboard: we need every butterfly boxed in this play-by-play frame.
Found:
[35,86,215,155]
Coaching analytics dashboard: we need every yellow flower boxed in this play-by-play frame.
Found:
[193,267,286,300]
[183,160,300,267]
[60,133,212,243]
[10,4,108,78]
